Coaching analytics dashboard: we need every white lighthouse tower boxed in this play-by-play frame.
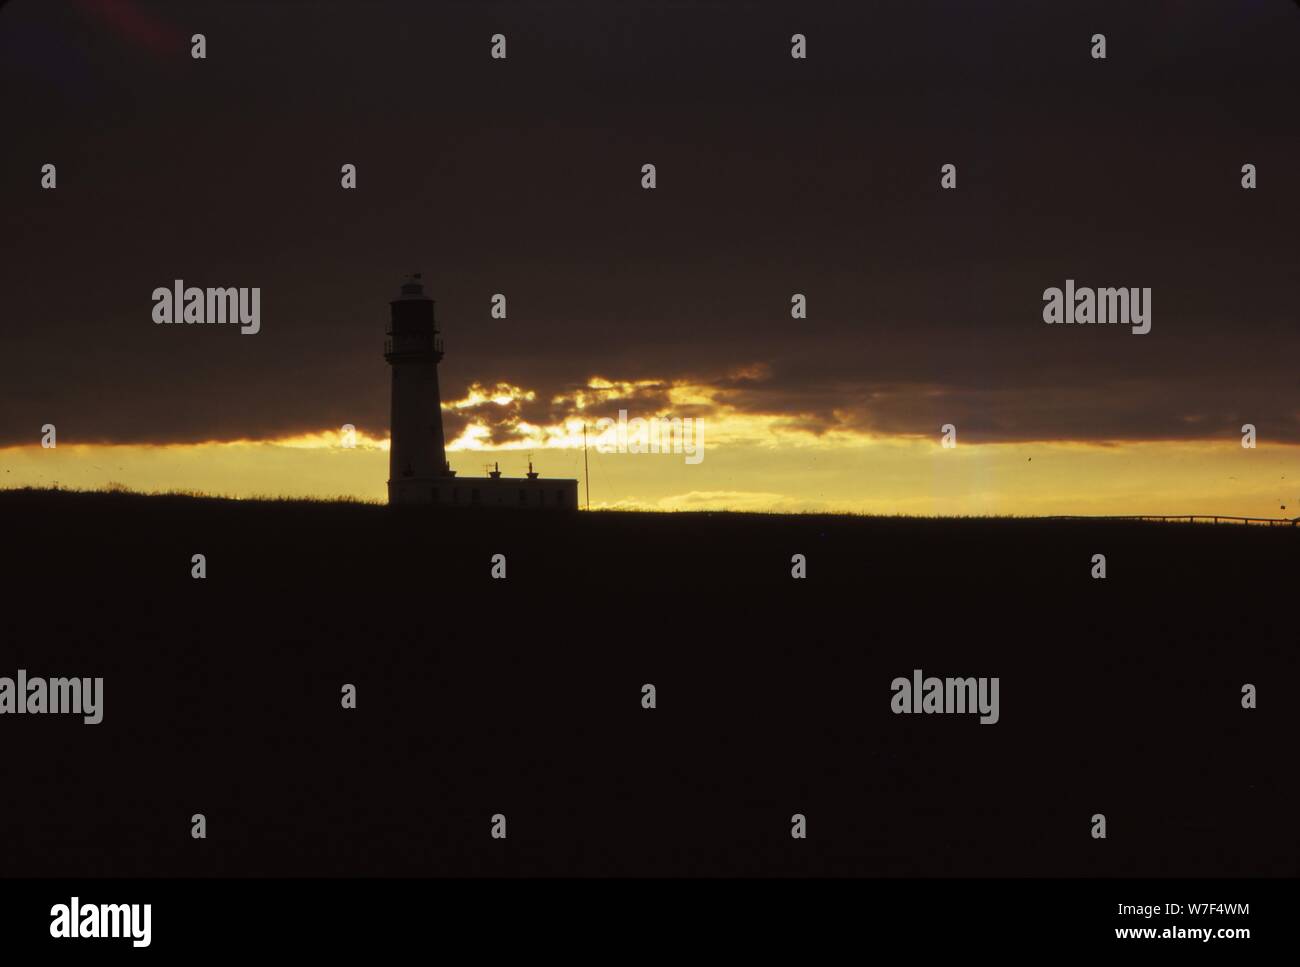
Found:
[384,274,450,504]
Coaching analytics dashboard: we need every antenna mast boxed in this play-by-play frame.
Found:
[583,423,591,511]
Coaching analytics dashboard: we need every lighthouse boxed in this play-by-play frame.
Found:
[383,275,580,509]
[384,273,449,504]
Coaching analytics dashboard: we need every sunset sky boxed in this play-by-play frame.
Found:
[2,0,1296,515]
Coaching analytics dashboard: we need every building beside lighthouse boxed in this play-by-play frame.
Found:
[384,275,579,509]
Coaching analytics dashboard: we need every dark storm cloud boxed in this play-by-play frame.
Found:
[1,0,1296,448]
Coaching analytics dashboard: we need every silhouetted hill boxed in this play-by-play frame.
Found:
[1,489,1296,877]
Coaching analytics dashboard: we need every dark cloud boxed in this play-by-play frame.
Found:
[1,0,1296,448]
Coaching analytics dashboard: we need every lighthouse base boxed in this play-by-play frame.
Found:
[388,475,579,510]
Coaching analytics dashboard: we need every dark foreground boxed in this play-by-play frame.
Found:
[1,489,1296,877]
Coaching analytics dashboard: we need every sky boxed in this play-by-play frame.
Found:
[1,0,1297,514]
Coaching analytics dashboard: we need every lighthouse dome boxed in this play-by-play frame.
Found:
[398,273,426,299]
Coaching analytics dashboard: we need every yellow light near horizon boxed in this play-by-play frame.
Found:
[270,429,389,450]
[2,433,1297,520]
[445,382,537,411]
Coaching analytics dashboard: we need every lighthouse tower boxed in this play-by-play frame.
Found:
[382,276,579,509]
[384,274,449,504]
